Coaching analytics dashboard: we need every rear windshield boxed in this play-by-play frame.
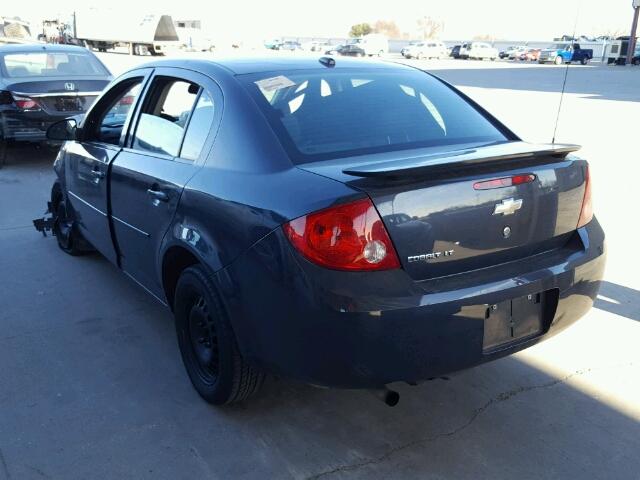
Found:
[1,52,108,78]
[241,68,508,163]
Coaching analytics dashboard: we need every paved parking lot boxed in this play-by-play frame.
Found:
[0,55,638,479]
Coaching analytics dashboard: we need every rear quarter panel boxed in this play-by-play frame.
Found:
[157,71,360,282]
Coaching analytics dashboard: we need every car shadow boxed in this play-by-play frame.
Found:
[594,280,640,322]
[2,224,638,479]
[213,353,639,479]
[1,142,59,169]
[429,64,640,103]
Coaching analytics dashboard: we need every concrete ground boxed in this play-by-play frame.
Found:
[0,54,638,480]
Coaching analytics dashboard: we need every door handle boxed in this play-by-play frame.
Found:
[90,169,105,179]
[147,188,169,202]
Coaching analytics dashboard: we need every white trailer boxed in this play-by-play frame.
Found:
[74,10,180,55]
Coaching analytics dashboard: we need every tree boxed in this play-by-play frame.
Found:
[373,20,401,39]
[417,16,443,40]
[349,23,372,38]
[473,34,495,41]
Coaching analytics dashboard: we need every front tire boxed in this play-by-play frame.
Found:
[51,182,90,255]
[554,56,563,65]
[174,265,265,405]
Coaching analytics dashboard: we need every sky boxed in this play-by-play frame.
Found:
[6,0,634,42]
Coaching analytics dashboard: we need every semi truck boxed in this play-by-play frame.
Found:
[74,11,180,56]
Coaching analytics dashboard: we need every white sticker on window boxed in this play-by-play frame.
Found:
[255,75,296,92]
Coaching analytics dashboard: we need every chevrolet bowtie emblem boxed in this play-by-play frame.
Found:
[493,198,523,216]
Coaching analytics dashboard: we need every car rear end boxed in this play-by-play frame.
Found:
[0,47,111,143]
[231,63,605,388]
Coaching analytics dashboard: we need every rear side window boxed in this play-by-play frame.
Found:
[180,90,215,161]
[241,69,508,163]
[133,78,199,157]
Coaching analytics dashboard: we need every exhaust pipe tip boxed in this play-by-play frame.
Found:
[372,387,400,407]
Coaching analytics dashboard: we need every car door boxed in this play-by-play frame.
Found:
[109,67,221,299]
[64,69,151,263]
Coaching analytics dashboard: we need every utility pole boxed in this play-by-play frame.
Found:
[628,0,639,64]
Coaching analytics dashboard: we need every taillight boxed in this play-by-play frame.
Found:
[12,95,41,111]
[577,166,593,228]
[283,198,401,271]
[119,95,135,105]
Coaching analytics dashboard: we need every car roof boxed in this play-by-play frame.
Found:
[0,43,92,54]
[138,55,416,76]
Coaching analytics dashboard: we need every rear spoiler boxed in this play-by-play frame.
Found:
[342,142,581,178]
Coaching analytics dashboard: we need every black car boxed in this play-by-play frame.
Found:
[450,45,461,58]
[37,57,605,406]
[336,44,366,57]
[0,44,111,166]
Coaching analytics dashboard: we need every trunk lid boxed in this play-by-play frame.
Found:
[6,78,109,115]
[298,142,587,281]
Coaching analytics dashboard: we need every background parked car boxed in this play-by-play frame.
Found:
[520,48,541,61]
[345,34,388,56]
[401,42,419,58]
[324,44,343,55]
[276,41,302,51]
[458,42,471,59]
[403,41,447,60]
[0,43,112,167]
[500,45,526,59]
[508,46,528,60]
[450,44,462,58]
[466,42,498,60]
[335,43,366,57]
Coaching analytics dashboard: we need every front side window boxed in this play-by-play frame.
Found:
[1,52,108,77]
[132,78,199,157]
[241,69,508,164]
[91,80,143,145]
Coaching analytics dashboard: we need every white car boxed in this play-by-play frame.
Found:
[465,42,498,60]
[404,41,447,60]
[507,46,528,60]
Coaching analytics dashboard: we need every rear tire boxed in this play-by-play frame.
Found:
[174,265,265,405]
[580,57,589,65]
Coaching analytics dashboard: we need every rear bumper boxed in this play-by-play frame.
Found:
[1,111,66,142]
[221,219,605,388]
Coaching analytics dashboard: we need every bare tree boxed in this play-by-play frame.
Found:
[417,16,443,40]
[373,20,401,39]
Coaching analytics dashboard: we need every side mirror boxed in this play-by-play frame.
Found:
[47,118,77,141]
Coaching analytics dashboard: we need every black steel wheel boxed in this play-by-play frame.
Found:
[174,265,265,405]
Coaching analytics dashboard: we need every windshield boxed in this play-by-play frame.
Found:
[241,69,509,164]
[347,38,363,44]
[1,51,108,78]
[551,44,570,50]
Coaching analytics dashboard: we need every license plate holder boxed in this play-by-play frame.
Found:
[55,97,82,112]
[483,292,545,352]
